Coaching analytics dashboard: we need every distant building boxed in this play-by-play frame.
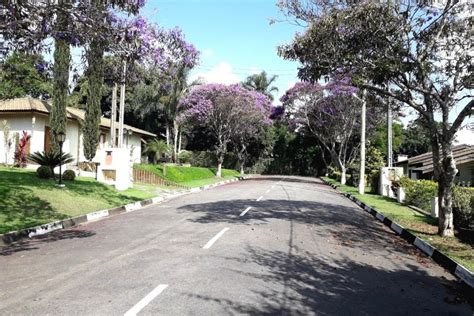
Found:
[0,97,156,165]
[396,144,474,185]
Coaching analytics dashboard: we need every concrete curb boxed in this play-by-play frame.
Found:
[320,178,474,289]
[0,175,250,247]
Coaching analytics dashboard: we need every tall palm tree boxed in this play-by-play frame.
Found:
[242,71,279,101]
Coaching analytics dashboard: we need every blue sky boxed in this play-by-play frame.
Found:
[142,0,302,104]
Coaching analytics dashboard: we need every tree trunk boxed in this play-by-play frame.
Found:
[165,125,170,146]
[340,166,347,185]
[240,163,244,175]
[178,131,182,153]
[216,161,223,177]
[173,120,179,163]
[437,146,457,237]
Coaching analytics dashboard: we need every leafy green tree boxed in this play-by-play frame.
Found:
[370,122,404,159]
[397,120,432,158]
[0,52,52,99]
[279,0,473,237]
[242,71,279,101]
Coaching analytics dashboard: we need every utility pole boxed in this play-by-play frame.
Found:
[118,60,126,148]
[387,102,393,167]
[358,89,367,195]
[110,83,117,147]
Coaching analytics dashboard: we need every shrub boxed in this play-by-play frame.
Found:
[399,177,437,212]
[62,169,76,181]
[453,186,474,230]
[178,150,192,164]
[37,165,53,179]
[29,150,74,174]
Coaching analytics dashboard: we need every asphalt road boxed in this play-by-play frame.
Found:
[0,176,472,315]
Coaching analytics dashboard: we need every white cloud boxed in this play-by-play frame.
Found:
[190,62,241,85]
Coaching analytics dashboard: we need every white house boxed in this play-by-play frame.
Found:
[0,97,156,166]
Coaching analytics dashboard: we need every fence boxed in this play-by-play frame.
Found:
[133,168,189,189]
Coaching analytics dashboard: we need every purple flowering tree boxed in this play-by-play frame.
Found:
[231,90,273,174]
[109,16,199,149]
[281,80,371,184]
[279,0,473,236]
[0,0,146,151]
[180,84,271,177]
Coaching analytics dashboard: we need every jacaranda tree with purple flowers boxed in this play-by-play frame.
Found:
[281,80,381,184]
[1,0,146,151]
[278,0,473,237]
[180,84,272,177]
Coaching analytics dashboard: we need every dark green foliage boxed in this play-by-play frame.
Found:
[370,122,403,158]
[264,125,326,176]
[0,52,52,99]
[83,39,104,161]
[62,169,76,181]
[178,150,192,164]
[453,187,474,231]
[28,150,74,174]
[36,166,53,179]
[397,120,432,157]
[50,36,70,151]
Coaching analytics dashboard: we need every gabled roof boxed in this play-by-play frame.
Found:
[396,144,474,174]
[0,97,156,137]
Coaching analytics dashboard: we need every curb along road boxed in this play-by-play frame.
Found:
[0,176,250,247]
[320,178,474,289]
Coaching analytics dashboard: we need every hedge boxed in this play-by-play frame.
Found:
[400,177,474,230]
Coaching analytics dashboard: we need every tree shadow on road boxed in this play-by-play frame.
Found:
[185,246,473,315]
[178,198,411,253]
[0,228,96,256]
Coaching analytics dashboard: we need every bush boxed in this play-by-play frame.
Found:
[37,165,53,179]
[62,169,76,181]
[453,186,474,230]
[29,150,74,172]
[399,177,437,212]
[178,150,192,164]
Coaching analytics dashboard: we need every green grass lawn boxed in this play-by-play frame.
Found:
[322,177,474,271]
[0,167,156,234]
[134,163,240,186]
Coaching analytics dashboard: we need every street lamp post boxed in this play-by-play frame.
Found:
[57,132,66,187]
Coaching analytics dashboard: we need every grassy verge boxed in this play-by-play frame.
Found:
[134,164,240,186]
[0,167,156,234]
[322,176,474,271]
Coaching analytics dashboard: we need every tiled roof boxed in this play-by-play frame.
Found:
[0,97,156,137]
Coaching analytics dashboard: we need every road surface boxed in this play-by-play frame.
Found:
[0,176,472,315]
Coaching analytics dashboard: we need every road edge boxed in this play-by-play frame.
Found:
[0,176,250,247]
[320,178,474,289]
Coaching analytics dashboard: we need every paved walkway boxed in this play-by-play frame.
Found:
[0,176,472,315]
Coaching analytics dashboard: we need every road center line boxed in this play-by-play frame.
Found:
[256,196,263,201]
[203,228,229,249]
[124,284,168,316]
[240,206,252,217]
[265,189,270,194]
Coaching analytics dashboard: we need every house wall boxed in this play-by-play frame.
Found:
[0,113,47,164]
[1,112,144,165]
[455,161,474,186]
